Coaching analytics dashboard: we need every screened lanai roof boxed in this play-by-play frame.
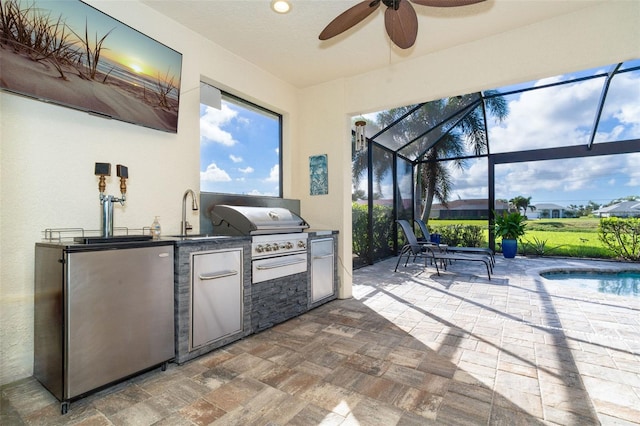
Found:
[351,59,640,267]
[362,59,640,164]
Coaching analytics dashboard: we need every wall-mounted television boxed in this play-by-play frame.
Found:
[0,0,182,133]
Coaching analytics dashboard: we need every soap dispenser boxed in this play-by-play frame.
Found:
[151,216,161,239]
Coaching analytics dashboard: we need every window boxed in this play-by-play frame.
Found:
[200,85,282,196]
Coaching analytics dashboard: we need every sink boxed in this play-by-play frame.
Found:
[74,235,153,244]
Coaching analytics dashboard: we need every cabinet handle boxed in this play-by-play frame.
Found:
[199,270,238,280]
[313,254,333,260]
[256,258,306,270]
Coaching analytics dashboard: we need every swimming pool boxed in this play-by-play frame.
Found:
[540,270,640,298]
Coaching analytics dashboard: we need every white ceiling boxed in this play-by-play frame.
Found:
[142,0,605,88]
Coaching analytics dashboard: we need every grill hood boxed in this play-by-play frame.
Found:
[211,205,309,236]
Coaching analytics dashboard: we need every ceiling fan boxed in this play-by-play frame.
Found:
[319,0,486,49]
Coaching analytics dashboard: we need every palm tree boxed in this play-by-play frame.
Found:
[374,92,508,222]
[509,195,536,218]
[351,119,392,200]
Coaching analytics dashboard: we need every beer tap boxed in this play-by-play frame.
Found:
[116,164,128,203]
[95,162,128,238]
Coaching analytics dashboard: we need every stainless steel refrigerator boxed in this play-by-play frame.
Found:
[34,242,175,413]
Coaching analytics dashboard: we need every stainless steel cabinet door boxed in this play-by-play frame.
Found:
[66,245,174,398]
[311,238,334,303]
[191,249,243,349]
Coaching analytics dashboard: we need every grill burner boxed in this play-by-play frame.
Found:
[210,205,311,284]
[252,233,308,259]
[251,233,308,283]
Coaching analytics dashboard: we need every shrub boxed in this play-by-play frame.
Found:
[352,203,368,258]
[431,224,487,247]
[494,211,526,240]
[352,203,394,259]
[521,236,564,256]
[598,217,640,261]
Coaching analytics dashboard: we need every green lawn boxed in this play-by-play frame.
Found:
[428,217,612,258]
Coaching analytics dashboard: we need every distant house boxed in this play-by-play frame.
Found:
[429,199,510,220]
[593,201,640,218]
[528,203,567,219]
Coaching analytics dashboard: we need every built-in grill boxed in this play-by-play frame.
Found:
[210,205,310,284]
[211,205,309,236]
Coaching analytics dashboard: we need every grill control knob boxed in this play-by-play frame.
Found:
[273,244,279,251]
[285,242,293,249]
[297,240,306,249]
[265,244,272,252]
[256,245,264,253]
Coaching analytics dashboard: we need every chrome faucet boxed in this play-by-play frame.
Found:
[181,189,199,235]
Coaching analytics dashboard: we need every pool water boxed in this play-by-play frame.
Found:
[541,270,640,298]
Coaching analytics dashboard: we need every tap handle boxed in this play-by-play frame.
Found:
[95,162,111,193]
[95,162,111,176]
[116,164,128,179]
[116,164,128,195]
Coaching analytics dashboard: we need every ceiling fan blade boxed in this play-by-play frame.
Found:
[385,0,418,49]
[410,0,485,7]
[318,0,380,40]
[319,0,380,40]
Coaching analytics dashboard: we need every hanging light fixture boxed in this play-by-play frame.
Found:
[355,120,367,152]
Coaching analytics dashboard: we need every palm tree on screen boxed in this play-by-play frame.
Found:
[373,92,508,222]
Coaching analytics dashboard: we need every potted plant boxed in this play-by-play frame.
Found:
[494,211,526,258]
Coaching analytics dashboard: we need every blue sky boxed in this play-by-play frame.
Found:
[200,102,280,196]
[363,60,640,209]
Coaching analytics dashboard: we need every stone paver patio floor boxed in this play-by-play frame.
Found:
[1,255,639,425]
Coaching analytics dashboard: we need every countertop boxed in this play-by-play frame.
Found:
[37,230,337,250]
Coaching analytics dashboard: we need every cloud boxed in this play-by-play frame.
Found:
[444,146,638,206]
[246,188,278,197]
[200,104,238,146]
[358,65,640,207]
[489,71,640,155]
[239,166,254,174]
[600,71,640,140]
[230,154,243,163]
[200,163,231,182]
[471,70,640,205]
[398,172,413,200]
[265,164,279,182]
[621,153,640,187]
[489,77,603,153]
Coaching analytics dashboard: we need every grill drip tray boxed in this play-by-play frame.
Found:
[74,235,153,244]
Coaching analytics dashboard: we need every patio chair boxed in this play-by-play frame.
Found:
[415,219,495,267]
[396,220,493,280]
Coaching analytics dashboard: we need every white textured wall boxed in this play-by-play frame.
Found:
[0,0,297,385]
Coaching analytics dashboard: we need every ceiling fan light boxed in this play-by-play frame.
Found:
[271,0,291,14]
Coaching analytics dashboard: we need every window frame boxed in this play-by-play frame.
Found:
[200,85,283,198]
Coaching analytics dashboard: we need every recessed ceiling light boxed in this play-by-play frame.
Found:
[271,0,291,14]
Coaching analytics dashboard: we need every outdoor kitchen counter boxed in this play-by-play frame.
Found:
[170,231,339,364]
[171,236,252,364]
